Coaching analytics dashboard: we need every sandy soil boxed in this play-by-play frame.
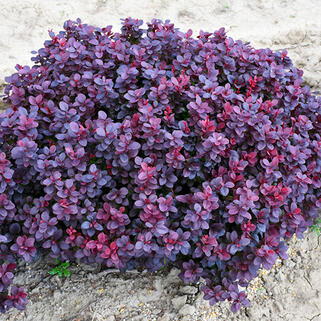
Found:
[0,0,321,320]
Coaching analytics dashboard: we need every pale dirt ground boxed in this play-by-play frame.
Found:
[0,0,321,320]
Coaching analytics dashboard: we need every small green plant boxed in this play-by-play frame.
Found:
[49,258,71,278]
[310,218,321,236]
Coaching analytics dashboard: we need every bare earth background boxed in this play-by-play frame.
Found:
[0,0,321,320]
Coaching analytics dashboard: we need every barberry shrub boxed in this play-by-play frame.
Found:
[0,17,320,313]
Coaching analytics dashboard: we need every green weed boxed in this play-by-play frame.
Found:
[310,218,321,236]
[49,258,71,278]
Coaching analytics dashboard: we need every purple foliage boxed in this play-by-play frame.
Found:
[0,17,320,314]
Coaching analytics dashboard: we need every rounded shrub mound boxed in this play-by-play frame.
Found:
[0,18,321,313]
